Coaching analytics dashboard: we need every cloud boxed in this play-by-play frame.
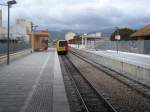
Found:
[1,0,150,32]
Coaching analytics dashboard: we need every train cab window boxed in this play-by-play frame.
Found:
[59,41,67,47]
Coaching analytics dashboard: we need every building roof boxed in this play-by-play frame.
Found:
[28,30,49,37]
[83,35,102,39]
[131,25,150,37]
[83,37,102,40]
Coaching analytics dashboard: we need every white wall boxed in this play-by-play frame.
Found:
[0,27,6,39]
[10,19,32,42]
[0,10,2,27]
[65,32,76,41]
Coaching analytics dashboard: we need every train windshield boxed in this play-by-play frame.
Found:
[59,41,67,47]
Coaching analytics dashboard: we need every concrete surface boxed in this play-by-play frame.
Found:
[0,48,70,112]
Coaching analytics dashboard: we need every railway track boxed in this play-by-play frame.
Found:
[70,51,150,99]
[59,56,117,112]
[66,52,150,112]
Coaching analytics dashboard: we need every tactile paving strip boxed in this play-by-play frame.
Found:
[24,58,54,112]
[24,76,53,112]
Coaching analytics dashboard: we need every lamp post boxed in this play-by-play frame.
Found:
[7,0,17,65]
[115,27,120,54]
[0,1,17,65]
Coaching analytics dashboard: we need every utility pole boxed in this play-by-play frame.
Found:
[7,4,10,65]
[115,27,121,54]
[0,1,17,65]
[7,0,17,65]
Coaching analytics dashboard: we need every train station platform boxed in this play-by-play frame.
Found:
[0,48,70,112]
[90,50,150,69]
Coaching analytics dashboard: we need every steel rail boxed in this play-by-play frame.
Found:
[62,55,117,112]
[62,56,90,112]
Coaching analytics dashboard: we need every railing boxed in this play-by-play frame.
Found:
[73,40,150,55]
[0,41,31,55]
[94,40,150,55]
[0,49,31,64]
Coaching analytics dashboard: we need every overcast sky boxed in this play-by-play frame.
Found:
[1,0,150,32]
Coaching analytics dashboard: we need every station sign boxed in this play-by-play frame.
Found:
[115,35,121,40]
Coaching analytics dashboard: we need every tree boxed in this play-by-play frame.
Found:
[110,28,136,41]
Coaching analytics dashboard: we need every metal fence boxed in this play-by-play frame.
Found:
[0,41,31,55]
[94,40,150,55]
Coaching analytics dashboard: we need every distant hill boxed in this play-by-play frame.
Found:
[89,28,115,37]
[49,30,75,40]
[49,28,115,40]
[49,31,66,40]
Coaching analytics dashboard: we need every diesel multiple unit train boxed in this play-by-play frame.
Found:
[56,40,69,55]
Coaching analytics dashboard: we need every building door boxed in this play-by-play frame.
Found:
[144,37,150,54]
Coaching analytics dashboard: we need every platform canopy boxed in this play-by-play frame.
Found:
[28,30,49,37]
[27,30,49,51]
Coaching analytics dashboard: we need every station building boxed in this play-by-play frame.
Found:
[131,25,150,54]
[0,10,6,40]
[0,10,2,27]
[66,32,108,49]
[0,10,32,43]
[65,32,76,43]
[10,19,32,42]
